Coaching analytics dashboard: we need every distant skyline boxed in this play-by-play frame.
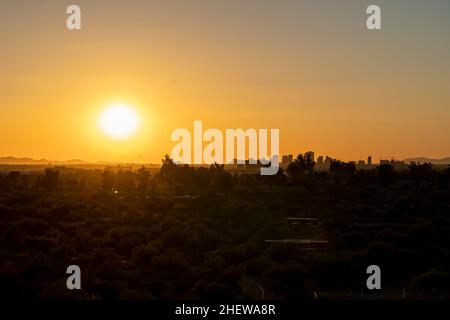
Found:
[1,0,450,163]
[1,154,450,166]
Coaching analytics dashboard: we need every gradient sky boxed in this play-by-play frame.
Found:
[1,0,450,163]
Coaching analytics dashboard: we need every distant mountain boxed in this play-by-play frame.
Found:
[403,157,450,165]
[0,157,86,165]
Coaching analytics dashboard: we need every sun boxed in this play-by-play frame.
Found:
[98,104,140,140]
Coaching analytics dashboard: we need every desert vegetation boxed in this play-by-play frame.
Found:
[0,155,449,300]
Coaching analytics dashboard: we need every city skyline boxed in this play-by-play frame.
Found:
[1,151,449,166]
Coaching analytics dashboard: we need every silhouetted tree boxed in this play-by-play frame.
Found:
[137,166,150,192]
[116,170,135,191]
[413,269,450,293]
[265,262,306,296]
[408,162,433,185]
[102,168,115,190]
[5,171,21,188]
[329,160,356,176]
[438,165,450,190]
[210,163,233,191]
[158,155,178,188]
[287,153,316,176]
[377,164,396,187]
[263,166,287,187]
[42,169,59,191]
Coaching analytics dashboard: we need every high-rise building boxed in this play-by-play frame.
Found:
[367,156,372,166]
[282,155,293,166]
[317,156,324,165]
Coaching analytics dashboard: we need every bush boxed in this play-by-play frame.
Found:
[413,269,450,293]
[342,231,368,249]
[264,262,307,294]
[131,243,158,267]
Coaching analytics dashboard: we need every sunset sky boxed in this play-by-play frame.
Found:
[1,0,450,163]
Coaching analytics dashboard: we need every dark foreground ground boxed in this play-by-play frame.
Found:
[0,159,450,300]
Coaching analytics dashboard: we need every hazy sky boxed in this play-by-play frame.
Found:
[1,0,450,163]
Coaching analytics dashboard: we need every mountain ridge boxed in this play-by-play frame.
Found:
[403,157,450,165]
[0,157,87,165]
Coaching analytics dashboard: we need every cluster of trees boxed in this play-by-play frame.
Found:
[0,155,449,299]
[157,155,233,192]
[101,166,151,192]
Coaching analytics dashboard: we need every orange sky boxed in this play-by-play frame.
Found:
[1,1,450,163]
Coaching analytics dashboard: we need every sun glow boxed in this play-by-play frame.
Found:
[98,104,140,140]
